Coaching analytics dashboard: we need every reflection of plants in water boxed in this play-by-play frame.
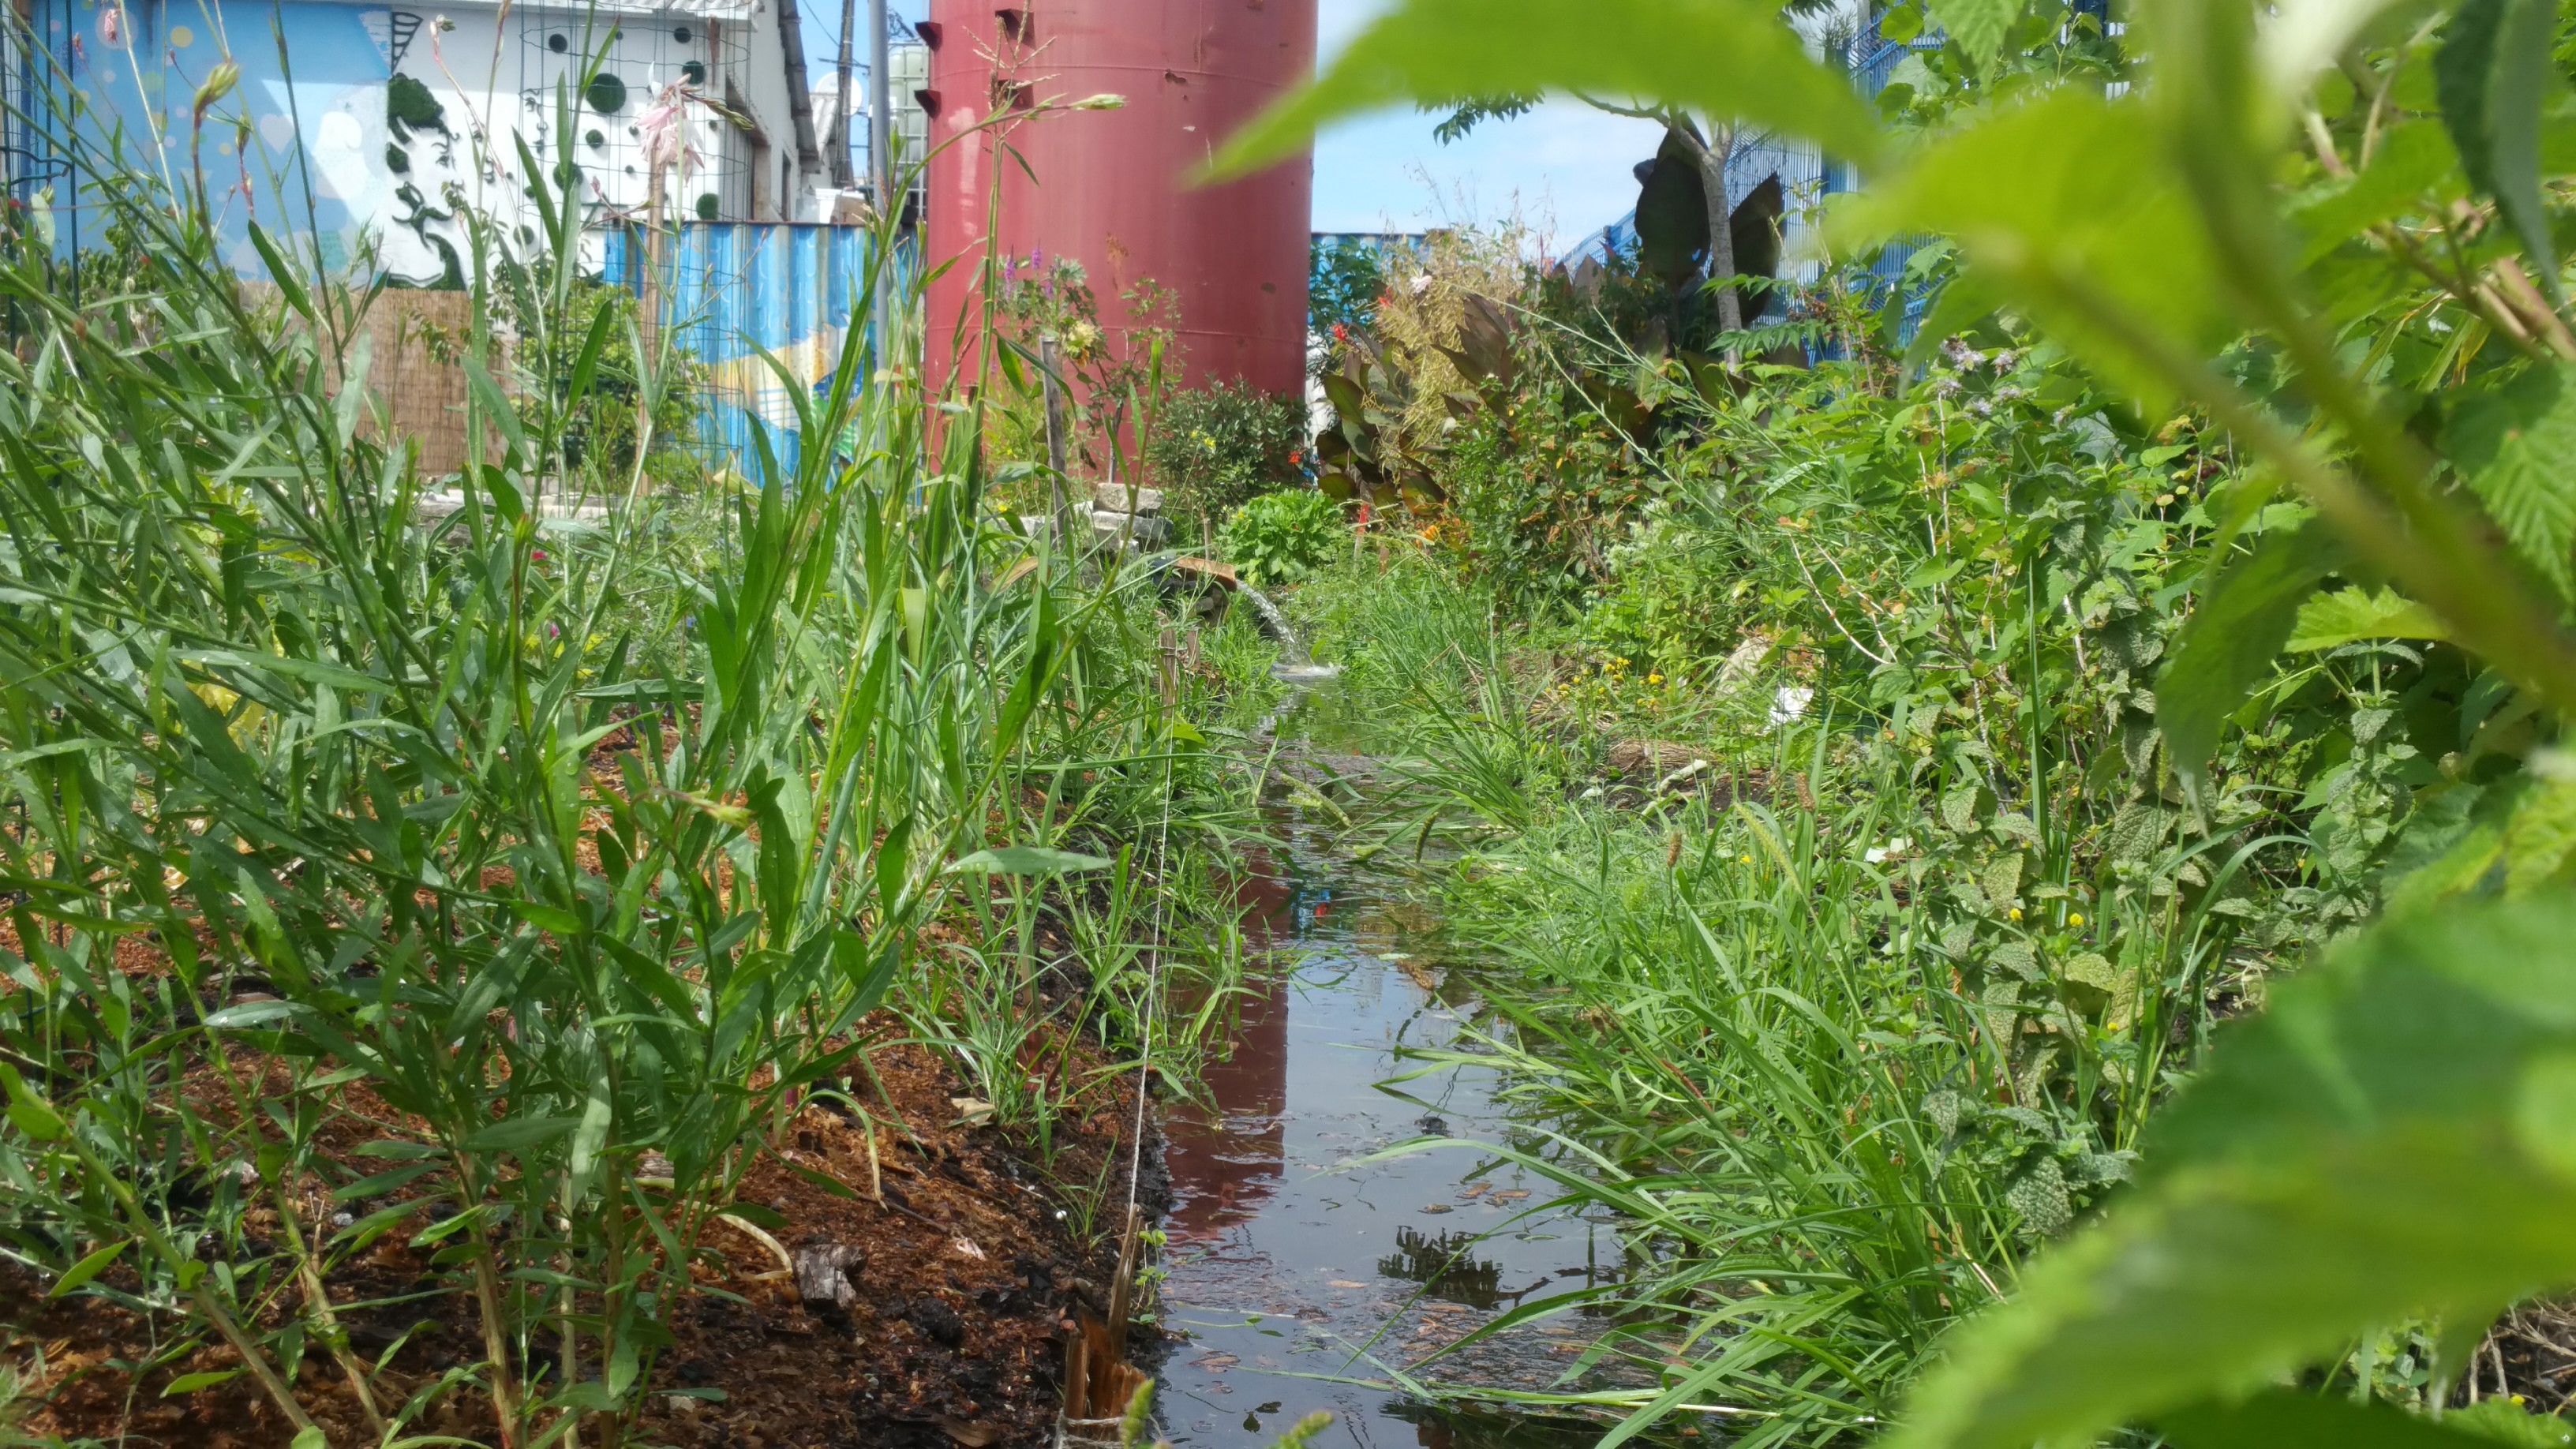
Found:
[1379,1226,1505,1308]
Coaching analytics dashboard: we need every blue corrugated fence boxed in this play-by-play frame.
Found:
[601,223,905,474]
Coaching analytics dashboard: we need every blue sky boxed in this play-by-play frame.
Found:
[823,0,1654,253]
[1310,0,1661,249]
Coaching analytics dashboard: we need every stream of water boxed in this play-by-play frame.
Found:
[1152,691,1634,1449]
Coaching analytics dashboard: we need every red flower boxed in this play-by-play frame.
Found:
[1287,449,1304,466]
[1331,322,1350,343]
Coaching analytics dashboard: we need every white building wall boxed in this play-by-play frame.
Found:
[369,0,801,284]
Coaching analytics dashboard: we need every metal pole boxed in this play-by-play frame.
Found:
[777,0,824,185]
[867,0,891,364]
[831,0,856,187]
[869,0,891,211]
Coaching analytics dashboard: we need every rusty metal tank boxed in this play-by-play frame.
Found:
[919,0,1316,399]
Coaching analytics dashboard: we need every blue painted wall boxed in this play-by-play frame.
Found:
[604,221,901,474]
[18,0,405,276]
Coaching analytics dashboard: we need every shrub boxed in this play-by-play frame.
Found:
[1309,235,1391,346]
[1145,379,1309,528]
[1219,488,1346,585]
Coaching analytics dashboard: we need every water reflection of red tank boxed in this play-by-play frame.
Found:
[917,0,1317,397]
[1163,847,1298,1237]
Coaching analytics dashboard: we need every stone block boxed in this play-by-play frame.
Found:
[1092,482,1164,515]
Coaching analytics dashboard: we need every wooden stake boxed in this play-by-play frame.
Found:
[1064,1333,1090,1419]
[1105,1204,1141,1362]
[1041,333,1073,549]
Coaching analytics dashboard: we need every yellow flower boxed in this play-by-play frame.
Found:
[1739,855,1753,865]
[2069,912,2085,927]
[2009,907,2024,921]
[1647,673,1664,685]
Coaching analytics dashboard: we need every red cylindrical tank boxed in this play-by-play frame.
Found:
[919,0,1316,402]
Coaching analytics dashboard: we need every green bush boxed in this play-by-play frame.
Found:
[1309,235,1391,346]
[1145,379,1309,528]
[1219,488,1346,585]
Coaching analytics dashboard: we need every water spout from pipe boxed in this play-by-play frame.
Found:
[1235,582,1338,683]
[1234,582,1305,662]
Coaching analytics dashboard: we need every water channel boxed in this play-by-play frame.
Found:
[1151,688,1642,1449]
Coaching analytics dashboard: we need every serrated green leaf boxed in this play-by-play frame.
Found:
[2436,0,2564,300]
[2503,776,2576,896]
[2443,362,2576,599]
[2289,120,2465,268]
[1213,0,1881,179]
[2157,519,2350,783]
[2003,1155,2071,1235]
[1884,894,2576,1449]
[1930,0,2021,69]
[2161,1389,2519,1449]
[2061,953,2122,992]
[2286,587,2451,650]
[1837,89,2229,414]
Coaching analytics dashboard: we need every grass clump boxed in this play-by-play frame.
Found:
[0,54,1255,1449]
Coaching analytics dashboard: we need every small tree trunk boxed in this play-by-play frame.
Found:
[1696,123,1742,335]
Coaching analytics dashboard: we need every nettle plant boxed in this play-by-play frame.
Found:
[1221,0,2576,1442]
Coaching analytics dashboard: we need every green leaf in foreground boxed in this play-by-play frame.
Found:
[2156,518,2349,782]
[1210,0,1881,178]
[2436,0,2563,302]
[2160,1390,2534,1449]
[1885,894,2576,1449]
[2443,362,2576,600]
[1929,0,2022,70]
[1833,89,2231,414]
[2286,587,2451,651]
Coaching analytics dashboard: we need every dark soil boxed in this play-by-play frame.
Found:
[2488,1300,2576,1413]
[1,1034,1166,1449]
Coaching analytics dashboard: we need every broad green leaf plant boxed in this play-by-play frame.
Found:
[1223,0,2576,1440]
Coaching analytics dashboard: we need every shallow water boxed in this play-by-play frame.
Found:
[1152,803,1631,1449]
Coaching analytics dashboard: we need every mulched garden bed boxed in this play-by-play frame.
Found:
[2,1032,1168,1449]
